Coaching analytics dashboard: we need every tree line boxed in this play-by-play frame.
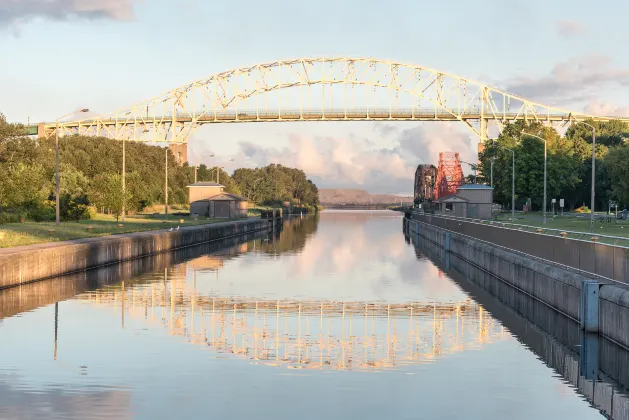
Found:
[0,114,319,222]
[478,119,629,212]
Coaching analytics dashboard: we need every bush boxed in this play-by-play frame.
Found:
[27,205,55,222]
[0,212,21,224]
[60,193,91,222]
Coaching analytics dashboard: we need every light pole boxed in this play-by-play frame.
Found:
[573,121,597,232]
[164,148,169,219]
[522,131,547,225]
[493,144,515,222]
[216,158,235,184]
[55,109,89,225]
[460,160,477,183]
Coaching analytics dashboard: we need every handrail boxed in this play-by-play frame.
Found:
[412,211,629,248]
[406,215,629,288]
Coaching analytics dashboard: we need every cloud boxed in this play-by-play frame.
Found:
[506,54,629,104]
[0,0,139,25]
[557,20,585,36]
[235,122,475,194]
[584,100,629,117]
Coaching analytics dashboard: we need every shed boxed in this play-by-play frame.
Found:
[190,193,248,219]
[435,195,469,218]
[187,182,225,203]
[456,184,493,219]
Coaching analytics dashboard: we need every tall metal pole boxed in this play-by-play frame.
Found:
[194,166,198,183]
[216,166,219,184]
[590,128,596,233]
[165,148,169,218]
[55,120,60,225]
[122,137,126,223]
[544,141,548,224]
[522,132,547,225]
[512,151,515,222]
[490,158,493,188]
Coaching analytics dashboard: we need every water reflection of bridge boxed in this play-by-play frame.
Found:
[79,280,508,371]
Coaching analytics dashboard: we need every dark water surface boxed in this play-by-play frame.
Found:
[0,211,626,419]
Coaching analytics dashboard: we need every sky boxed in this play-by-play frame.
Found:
[1,0,629,195]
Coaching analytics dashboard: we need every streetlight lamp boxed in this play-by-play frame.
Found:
[195,154,214,183]
[492,143,515,222]
[215,158,235,184]
[522,131,547,225]
[55,109,89,225]
[572,121,597,232]
[460,160,477,183]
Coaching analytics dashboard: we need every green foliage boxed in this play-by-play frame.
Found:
[603,147,629,206]
[89,173,128,221]
[0,115,320,221]
[232,164,319,206]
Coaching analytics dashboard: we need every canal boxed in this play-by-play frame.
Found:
[0,210,627,419]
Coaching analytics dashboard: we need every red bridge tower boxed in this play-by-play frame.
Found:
[433,152,465,200]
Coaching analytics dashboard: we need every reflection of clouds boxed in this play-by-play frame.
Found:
[0,374,132,419]
[198,211,469,303]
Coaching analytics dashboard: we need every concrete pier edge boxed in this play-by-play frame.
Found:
[0,218,271,290]
[404,217,629,350]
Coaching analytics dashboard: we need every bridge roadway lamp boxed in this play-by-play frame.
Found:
[522,132,547,226]
[55,109,89,225]
[492,143,515,223]
[570,121,596,233]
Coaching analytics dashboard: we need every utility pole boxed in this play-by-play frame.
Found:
[194,166,198,183]
[122,137,126,223]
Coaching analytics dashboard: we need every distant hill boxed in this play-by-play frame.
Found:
[319,189,413,205]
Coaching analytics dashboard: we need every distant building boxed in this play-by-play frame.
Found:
[187,182,248,219]
[169,143,188,165]
[414,164,437,201]
[435,184,493,219]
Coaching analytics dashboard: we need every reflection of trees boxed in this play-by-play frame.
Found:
[256,215,320,255]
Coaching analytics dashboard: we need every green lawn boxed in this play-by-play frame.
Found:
[493,211,629,241]
[0,214,228,248]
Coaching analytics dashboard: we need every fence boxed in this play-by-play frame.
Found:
[410,212,629,284]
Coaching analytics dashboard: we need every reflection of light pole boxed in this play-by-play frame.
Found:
[55,109,89,225]
[54,302,59,360]
[522,131,547,225]
[493,144,515,222]
[573,121,597,232]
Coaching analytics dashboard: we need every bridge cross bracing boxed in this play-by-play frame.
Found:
[29,57,628,144]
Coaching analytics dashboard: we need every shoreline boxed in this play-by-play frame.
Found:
[0,218,271,290]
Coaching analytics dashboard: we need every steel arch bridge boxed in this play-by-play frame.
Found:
[34,57,627,143]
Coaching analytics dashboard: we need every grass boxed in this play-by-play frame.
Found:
[492,211,629,242]
[0,213,230,248]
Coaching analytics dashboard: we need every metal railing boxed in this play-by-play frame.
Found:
[415,212,629,248]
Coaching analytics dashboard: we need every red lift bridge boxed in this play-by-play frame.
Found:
[433,152,465,200]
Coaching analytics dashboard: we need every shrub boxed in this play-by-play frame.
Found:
[27,205,55,222]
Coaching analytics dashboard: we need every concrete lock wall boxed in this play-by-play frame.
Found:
[412,213,629,284]
[0,219,269,289]
[405,217,629,349]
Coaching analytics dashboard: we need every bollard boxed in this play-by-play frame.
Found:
[444,232,451,252]
[579,280,600,332]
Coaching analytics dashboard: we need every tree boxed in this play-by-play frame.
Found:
[89,173,129,221]
[602,147,629,207]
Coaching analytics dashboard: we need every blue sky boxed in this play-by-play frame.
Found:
[2,0,629,194]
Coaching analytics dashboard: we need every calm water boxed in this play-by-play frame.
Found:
[0,211,624,419]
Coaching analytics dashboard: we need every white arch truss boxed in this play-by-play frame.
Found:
[44,57,627,143]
